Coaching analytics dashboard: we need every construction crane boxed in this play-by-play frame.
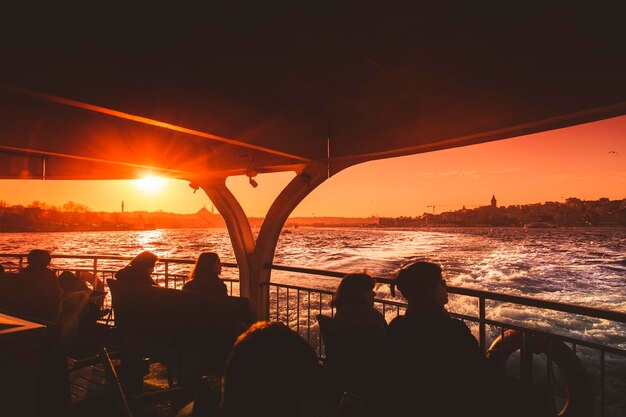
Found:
[426,204,462,214]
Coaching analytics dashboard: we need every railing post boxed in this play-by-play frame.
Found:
[521,331,534,385]
[600,349,605,417]
[18,255,24,270]
[479,296,486,352]
[164,261,169,288]
[93,258,99,291]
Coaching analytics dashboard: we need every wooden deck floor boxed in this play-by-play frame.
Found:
[69,359,109,405]
[68,358,199,417]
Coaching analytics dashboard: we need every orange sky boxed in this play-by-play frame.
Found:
[1,116,625,218]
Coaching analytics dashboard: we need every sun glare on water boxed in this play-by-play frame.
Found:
[135,175,165,194]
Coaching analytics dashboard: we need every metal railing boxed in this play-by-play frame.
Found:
[2,254,625,416]
[0,253,240,317]
[265,263,626,417]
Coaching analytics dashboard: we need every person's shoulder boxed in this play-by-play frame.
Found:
[21,267,56,280]
[448,316,472,332]
[114,266,131,279]
[210,279,228,295]
[388,315,408,333]
[369,306,387,324]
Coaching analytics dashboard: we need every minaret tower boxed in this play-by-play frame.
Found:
[491,195,497,208]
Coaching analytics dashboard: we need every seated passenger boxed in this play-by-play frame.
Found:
[18,249,63,322]
[325,273,388,411]
[220,321,321,417]
[182,252,228,296]
[331,273,387,336]
[387,261,490,417]
[76,270,105,292]
[59,271,110,327]
[114,251,158,285]
[59,270,90,293]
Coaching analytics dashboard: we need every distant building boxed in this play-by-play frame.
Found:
[491,195,497,208]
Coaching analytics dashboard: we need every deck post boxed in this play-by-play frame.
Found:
[200,162,328,319]
[250,162,328,320]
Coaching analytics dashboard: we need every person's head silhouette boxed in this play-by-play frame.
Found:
[331,273,376,310]
[27,249,52,269]
[129,251,158,272]
[190,252,221,280]
[395,262,448,310]
[58,271,88,293]
[221,321,318,417]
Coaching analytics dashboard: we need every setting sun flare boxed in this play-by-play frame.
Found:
[135,176,165,194]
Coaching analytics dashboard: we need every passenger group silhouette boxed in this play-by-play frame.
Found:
[0,250,555,417]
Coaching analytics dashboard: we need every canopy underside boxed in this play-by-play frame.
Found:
[1,3,626,180]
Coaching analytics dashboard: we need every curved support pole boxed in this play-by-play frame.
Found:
[198,161,331,318]
[250,161,328,319]
[200,180,255,298]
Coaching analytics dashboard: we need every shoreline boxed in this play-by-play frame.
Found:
[2,224,625,234]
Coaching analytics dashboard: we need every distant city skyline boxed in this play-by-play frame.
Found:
[1,115,624,218]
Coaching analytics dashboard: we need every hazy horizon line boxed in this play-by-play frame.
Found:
[3,195,624,217]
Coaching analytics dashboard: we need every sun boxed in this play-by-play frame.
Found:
[135,175,165,193]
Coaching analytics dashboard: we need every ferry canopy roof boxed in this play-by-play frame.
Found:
[1,2,626,180]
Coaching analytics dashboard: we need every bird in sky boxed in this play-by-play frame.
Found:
[608,150,619,155]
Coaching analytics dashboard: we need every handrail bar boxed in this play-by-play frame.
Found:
[267,281,626,356]
[0,253,238,268]
[266,263,626,324]
[450,311,626,356]
[451,286,626,324]
[481,317,626,356]
[3,254,624,324]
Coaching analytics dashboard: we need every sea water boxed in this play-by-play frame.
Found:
[1,226,624,344]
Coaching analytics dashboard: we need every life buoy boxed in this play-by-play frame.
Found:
[487,329,594,417]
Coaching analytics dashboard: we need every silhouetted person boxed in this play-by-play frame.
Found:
[18,249,63,322]
[59,270,89,293]
[76,270,105,293]
[387,261,489,417]
[220,321,321,417]
[59,271,109,339]
[325,273,388,413]
[332,273,387,336]
[182,252,228,296]
[115,251,158,285]
[16,251,71,416]
[114,252,158,393]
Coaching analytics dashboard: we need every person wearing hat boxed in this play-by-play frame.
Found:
[114,251,159,286]
[387,261,488,417]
